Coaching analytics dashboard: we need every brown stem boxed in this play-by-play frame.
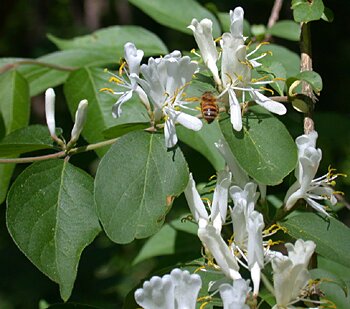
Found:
[265,0,284,41]
[0,59,77,74]
[300,22,316,133]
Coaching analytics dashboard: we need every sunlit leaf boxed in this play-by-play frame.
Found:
[291,0,325,22]
[267,20,300,41]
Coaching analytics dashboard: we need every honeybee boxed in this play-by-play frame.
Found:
[200,91,218,124]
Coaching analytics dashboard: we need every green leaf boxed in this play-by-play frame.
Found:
[64,67,149,155]
[177,121,225,171]
[48,25,168,55]
[0,70,30,203]
[219,106,297,185]
[297,70,323,94]
[94,130,189,244]
[257,43,300,77]
[0,125,55,156]
[267,20,301,41]
[6,160,101,301]
[280,213,350,268]
[291,0,325,22]
[47,304,101,309]
[322,7,334,23]
[133,217,199,265]
[257,61,287,96]
[102,122,150,139]
[129,0,221,37]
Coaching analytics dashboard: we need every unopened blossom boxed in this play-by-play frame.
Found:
[219,279,250,309]
[272,239,316,309]
[106,42,149,118]
[188,18,221,87]
[69,99,88,145]
[135,51,202,148]
[284,131,337,216]
[45,88,56,138]
[184,172,241,280]
[134,268,202,309]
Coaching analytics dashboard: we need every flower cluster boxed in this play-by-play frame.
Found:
[102,43,202,148]
[189,7,287,131]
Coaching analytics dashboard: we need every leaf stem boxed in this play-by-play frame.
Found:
[0,59,77,74]
[0,138,119,164]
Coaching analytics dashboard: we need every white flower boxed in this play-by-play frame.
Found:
[188,18,221,87]
[45,88,56,138]
[136,51,202,148]
[284,131,337,216]
[184,172,241,280]
[134,268,202,309]
[229,182,264,295]
[69,99,88,145]
[219,279,250,309]
[272,239,316,308]
[219,7,286,131]
[108,42,149,118]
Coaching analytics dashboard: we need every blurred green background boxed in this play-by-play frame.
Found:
[0,0,349,308]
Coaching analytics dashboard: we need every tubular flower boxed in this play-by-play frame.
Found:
[184,172,241,280]
[188,18,221,87]
[45,88,57,138]
[134,268,202,309]
[107,42,149,118]
[135,51,202,148]
[229,182,264,296]
[271,239,316,309]
[284,131,338,216]
[219,279,250,309]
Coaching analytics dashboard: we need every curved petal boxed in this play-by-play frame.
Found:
[112,90,133,118]
[219,279,250,309]
[168,108,203,131]
[164,118,178,148]
[228,90,243,131]
[250,90,287,115]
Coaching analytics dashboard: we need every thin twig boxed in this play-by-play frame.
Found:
[0,138,119,164]
[0,59,77,74]
[300,22,316,133]
[265,0,284,41]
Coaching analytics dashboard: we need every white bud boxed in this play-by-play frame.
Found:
[70,100,88,145]
[45,88,56,138]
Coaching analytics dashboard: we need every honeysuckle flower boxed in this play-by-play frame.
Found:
[188,18,221,87]
[69,99,88,146]
[134,51,202,148]
[45,88,56,138]
[271,239,316,309]
[134,268,202,309]
[184,172,241,280]
[229,182,264,295]
[106,42,149,118]
[214,139,249,189]
[284,131,338,216]
[198,224,241,280]
[219,279,250,309]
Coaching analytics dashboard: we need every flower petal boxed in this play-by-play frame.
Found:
[164,118,178,148]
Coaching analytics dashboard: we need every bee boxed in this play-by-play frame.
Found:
[200,91,218,124]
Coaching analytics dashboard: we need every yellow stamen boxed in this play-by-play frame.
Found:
[209,174,217,181]
[260,86,274,95]
[118,61,127,76]
[109,76,124,84]
[99,87,114,94]
[263,223,287,235]
[214,36,222,43]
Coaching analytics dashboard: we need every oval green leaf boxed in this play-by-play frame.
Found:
[291,0,325,22]
[0,69,30,203]
[48,25,168,56]
[267,20,300,41]
[0,124,56,156]
[280,213,350,268]
[129,0,221,37]
[297,70,323,94]
[6,160,101,301]
[94,130,189,244]
[219,106,297,185]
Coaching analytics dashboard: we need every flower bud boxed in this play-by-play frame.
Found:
[70,99,88,145]
[45,88,56,138]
